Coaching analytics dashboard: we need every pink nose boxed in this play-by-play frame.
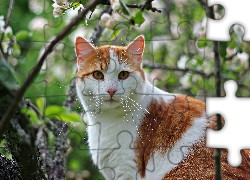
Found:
[107,89,117,98]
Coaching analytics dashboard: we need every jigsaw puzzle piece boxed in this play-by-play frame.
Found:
[149,22,206,70]
[206,80,250,167]
[206,0,250,41]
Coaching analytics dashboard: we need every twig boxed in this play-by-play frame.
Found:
[213,40,222,180]
[196,0,207,7]
[25,99,45,119]
[208,3,222,178]
[0,0,15,60]
[126,4,161,13]
[143,63,207,77]
[0,0,100,141]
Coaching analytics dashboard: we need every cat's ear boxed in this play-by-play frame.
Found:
[125,35,145,62]
[75,37,95,65]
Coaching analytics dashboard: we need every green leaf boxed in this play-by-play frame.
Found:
[197,37,208,48]
[36,97,45,113]
[219,42,227,58]
[0,61,18,90]
[22,108,38,123]
[45,105,68,116]
[134,11,145,26]
[81,19,88,27]
[56,113,82,123]
[15,30,32,42]
[45,105,81,123]
[119,0,130,15]
[108,28,121,40]
[72,2,80,10]
[12,43,21,57]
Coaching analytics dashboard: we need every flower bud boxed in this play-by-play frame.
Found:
[112,2,121,11]
[99,13,111,27]
[53,7,63,18]
[105,19,116,30]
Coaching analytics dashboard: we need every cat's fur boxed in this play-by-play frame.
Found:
[75,35,250,180]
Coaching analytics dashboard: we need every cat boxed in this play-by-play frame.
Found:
[75,35,250,180]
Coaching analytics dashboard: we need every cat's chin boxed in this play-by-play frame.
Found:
[102,99,121,108]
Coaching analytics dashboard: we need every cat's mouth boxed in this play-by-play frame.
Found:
[105,98,116,103]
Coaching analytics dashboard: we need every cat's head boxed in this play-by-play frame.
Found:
[75,35,146,109]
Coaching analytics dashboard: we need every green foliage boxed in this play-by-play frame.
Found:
[15,30,32,42]
[36,97,45,114]
[119,0,130,16]
[21,108,38,123]
[133,11,145,26]
[0,61,18,90]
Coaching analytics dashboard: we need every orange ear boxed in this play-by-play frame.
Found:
[75,37,95,65]
[125,35,145,62]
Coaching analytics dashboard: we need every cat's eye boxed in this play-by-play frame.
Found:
[118,71,129,80]
[93,71,104,80]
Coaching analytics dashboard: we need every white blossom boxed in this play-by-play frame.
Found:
[179,73,191,89]
[28,17,48,31]
[4,26,13,35]
[110,0,119,6]
[0,15,5,32]
[99,13,111,27]
[237,52,249,63]
[177,55,188,69]
[52,0,70,18]
[112,2,121,11]
[29,0,43,15]
[105,19,115,30]
[53,6,64,18]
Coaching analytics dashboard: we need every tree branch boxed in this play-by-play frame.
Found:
[126,4,161,13]
[0,0,100,141]
[0,0,15,60]
[143,63,208,77]
[0,81,46,179]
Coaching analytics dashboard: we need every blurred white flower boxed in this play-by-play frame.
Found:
[29,0,43,15]
[99,13,111,27]
[28,16,48,31]
[179,73,191,89]
[52,0,70,18]
[237,52,249,63]
[53,0,70,6]
[53,6,64,18]
[105,19,115,29]
[112,2,121,11]
[177,55,188,69]
[4,26,13,35]
[0,15,5,32]
[226,47,237,57]
[110,0,119,6]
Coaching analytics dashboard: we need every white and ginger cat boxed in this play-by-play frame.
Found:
[75,35,250,180]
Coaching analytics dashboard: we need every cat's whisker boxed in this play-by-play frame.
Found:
[127,97,150,115]
[120,98,133,119]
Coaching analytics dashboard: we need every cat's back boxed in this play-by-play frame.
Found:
[134,94,250,179]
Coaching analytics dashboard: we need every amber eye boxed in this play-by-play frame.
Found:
[118,71,129,80]
[93,71,104,80]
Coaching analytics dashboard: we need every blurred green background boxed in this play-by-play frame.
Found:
[1,0,250,179]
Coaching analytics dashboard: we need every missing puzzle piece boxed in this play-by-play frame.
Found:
[206,0,250,41]
[206,80,250,167]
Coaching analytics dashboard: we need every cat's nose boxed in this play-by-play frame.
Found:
[107,89,117,98]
